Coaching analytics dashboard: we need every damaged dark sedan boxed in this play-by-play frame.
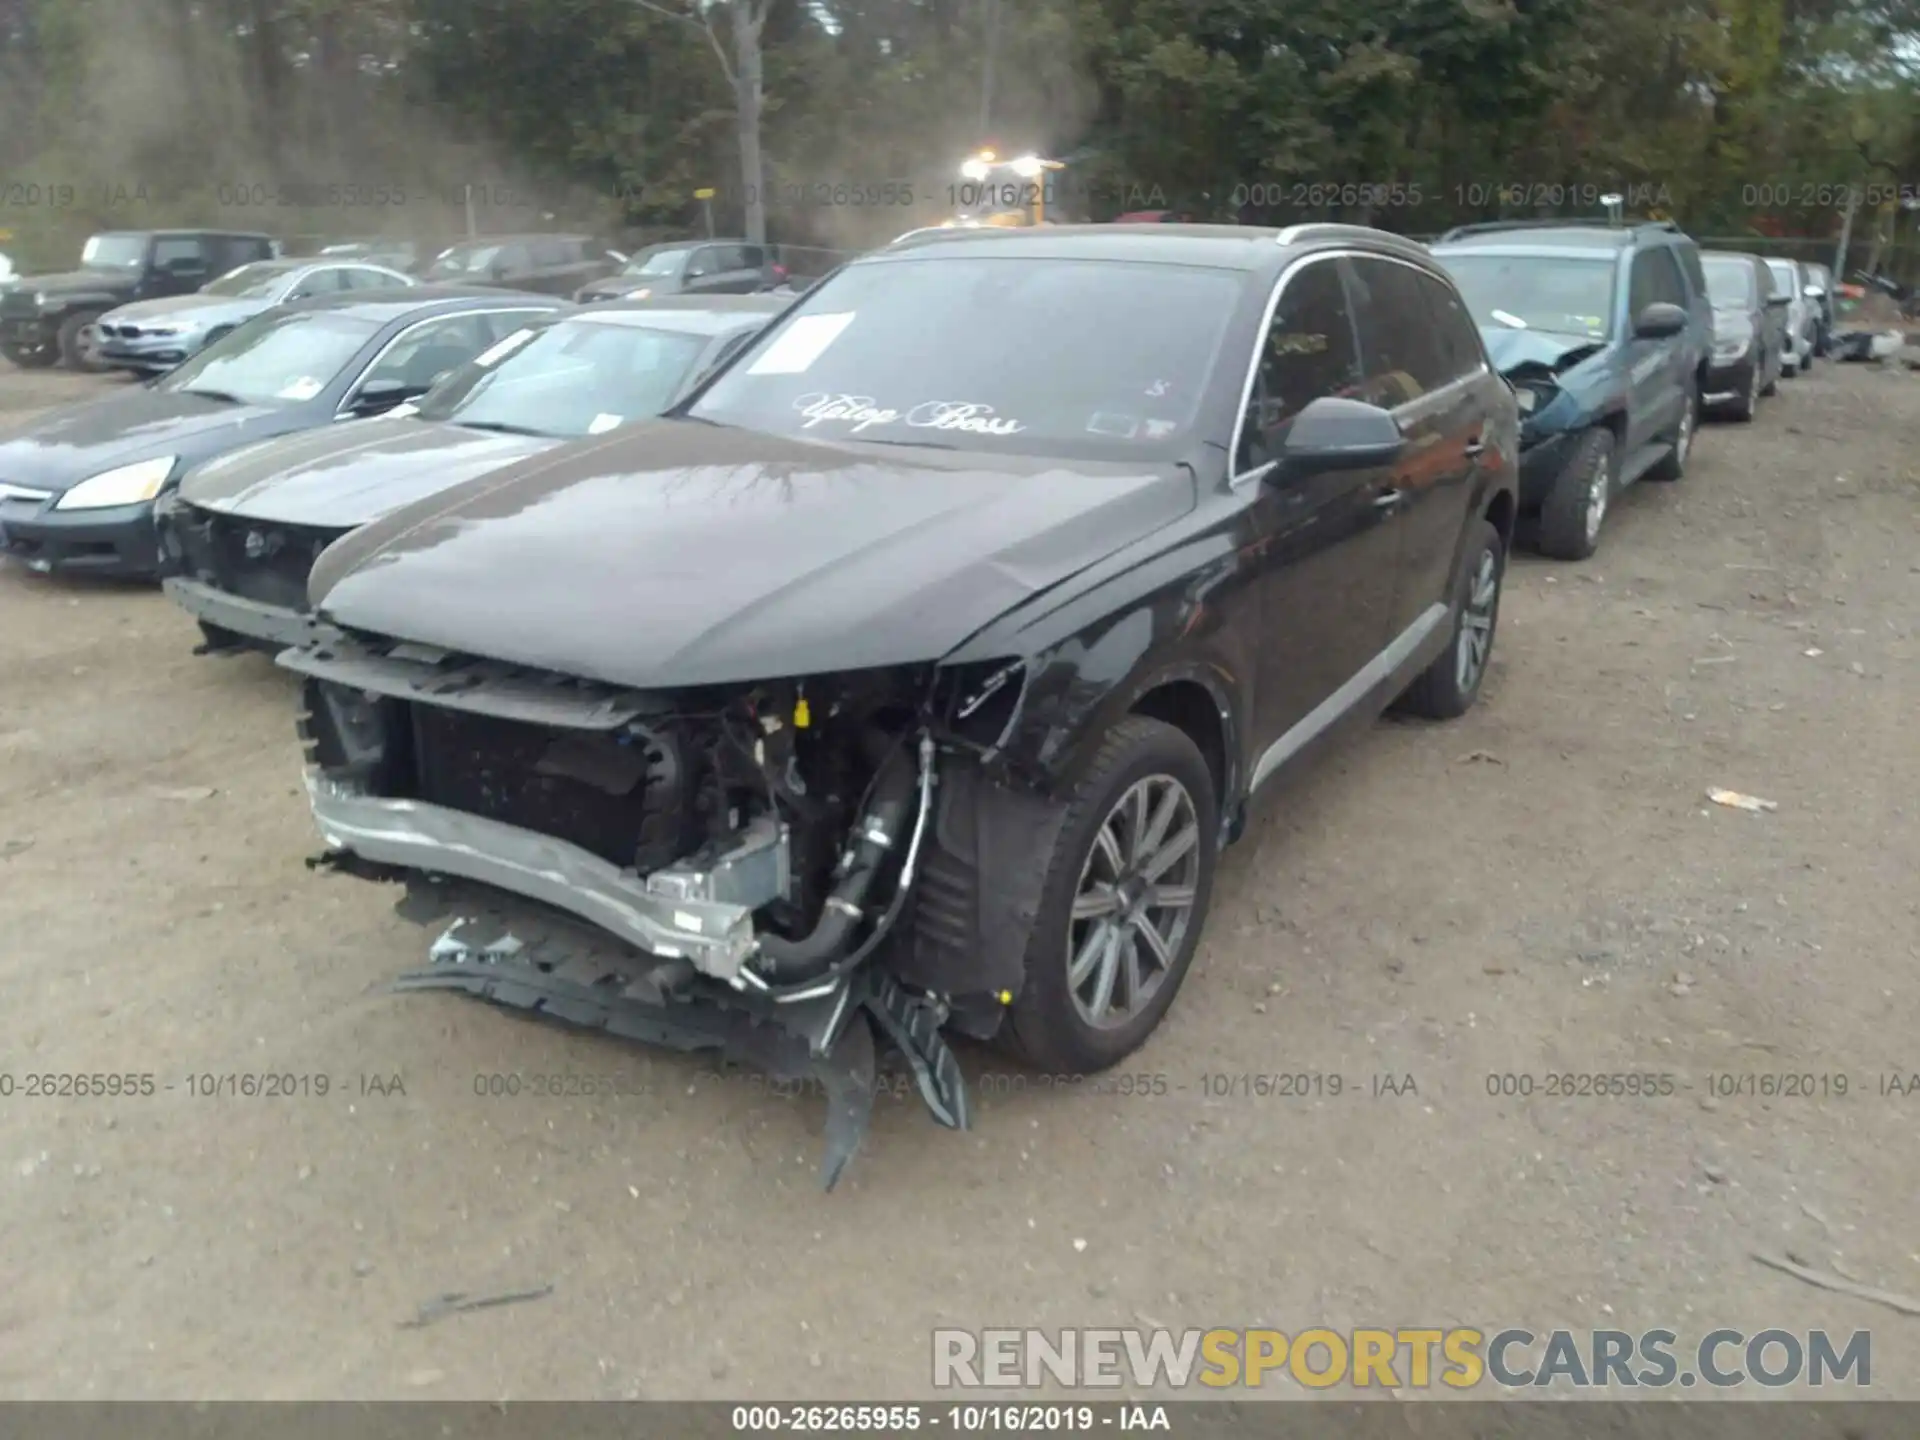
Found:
[283,224,1519,1186]
[157,295,786,653]
[0,287,566,578]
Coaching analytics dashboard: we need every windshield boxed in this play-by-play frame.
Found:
[82,233,149,270]
[625,247,691,277]
[201,262,292,299]
[427,244,502,277]
[156,311,379,405]
[1434,253,1616,339]
[415,317,712,437]
[687,256,1243,458]
[1702,258,1755,306]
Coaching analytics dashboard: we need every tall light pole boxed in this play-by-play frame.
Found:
[978,0,1000,138]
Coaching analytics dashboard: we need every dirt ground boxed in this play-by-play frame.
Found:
[1,358,1917,1401]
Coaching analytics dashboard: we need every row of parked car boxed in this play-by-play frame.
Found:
[0,214,1798,1186]
[0,227,793,373]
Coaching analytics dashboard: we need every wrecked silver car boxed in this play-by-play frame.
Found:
[284,225,1516,1186]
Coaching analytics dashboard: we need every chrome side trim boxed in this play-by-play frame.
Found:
[1249,603,1449,792]
[0,483,54,503]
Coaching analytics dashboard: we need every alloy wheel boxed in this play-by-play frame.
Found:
[1065,774,1201,1029]
[1746,366,1760,413]
[1675,396,1694,464]
[1455,548,1499,693]
[1584,453,1610,544]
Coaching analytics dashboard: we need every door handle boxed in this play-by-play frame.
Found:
[1463,435,1487,458]
[1371,489,1403,509]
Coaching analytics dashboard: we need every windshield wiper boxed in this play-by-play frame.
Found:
[455,420,549,437]
[848,436,960,451]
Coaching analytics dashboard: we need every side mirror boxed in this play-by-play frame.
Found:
[1804,285,1825,300]
[1633,301,1688,338]
[1271,396,1404,476]
[1765,293,1791,308]
[344,378,421,416]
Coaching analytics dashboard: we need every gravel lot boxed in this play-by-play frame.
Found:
[1,359,1917,1400]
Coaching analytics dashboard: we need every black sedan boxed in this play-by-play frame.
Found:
[282,223,1519,1186]
[0,287,569,579]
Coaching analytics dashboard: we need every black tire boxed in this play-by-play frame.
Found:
[2,342,57,370]
[1721,360,1760,421]
[1000,715,1219,1075]
[1536,426,1614,561]
[1398,518,1505,721]
[196,621,248,653]
[56,311,107,372]
[1645,381,1697,481]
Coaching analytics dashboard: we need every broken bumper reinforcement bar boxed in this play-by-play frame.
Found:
[373,886,970,1189]
[163,577,319,650]
[305,773,776,980]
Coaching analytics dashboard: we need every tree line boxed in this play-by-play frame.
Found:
[0,0,1916,274]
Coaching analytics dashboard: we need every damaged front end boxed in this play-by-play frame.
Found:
[284,627,1049,1188]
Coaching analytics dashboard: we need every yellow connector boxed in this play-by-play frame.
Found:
[794,696,811,728]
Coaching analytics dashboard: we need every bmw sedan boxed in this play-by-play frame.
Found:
[94,257,416,375]
[0,287,569,579]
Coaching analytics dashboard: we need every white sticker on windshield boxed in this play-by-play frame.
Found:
[904,401,1024,435]
[474,329,535,367]
[794,393,899,432]
[277,376,323,400]
[747,313,855,375]
[588,413,622,434]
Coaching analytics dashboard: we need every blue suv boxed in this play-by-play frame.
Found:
[1429,219,1711,559]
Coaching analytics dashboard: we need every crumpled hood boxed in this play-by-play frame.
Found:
[0,387,279,493]
[103,294,266,326]
[179,414,556,528]
[1480,326,1606,375]
[310,419,1198,689]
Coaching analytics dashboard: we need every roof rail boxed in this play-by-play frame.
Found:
[1435,215,1683,244]
[1276,223,1431,262]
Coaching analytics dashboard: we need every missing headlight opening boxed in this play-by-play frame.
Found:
[290,635,1045,1188]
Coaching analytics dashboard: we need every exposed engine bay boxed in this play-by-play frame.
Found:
[284,626,1055,1188]
[1504,343,1603,423]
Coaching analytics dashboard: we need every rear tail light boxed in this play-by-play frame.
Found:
[772,264,788,280]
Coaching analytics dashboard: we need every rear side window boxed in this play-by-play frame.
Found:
[1415,272,1484,383]
[1629,248,1687,314]
[152,236,205,266]
[1344,255,1452,405]
[1674,243,1708,302]
[532,237,582,266]
[1234,258,1363,473]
